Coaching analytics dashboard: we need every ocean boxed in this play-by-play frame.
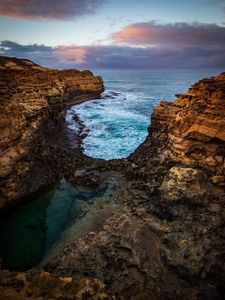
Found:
[66,69,221,160]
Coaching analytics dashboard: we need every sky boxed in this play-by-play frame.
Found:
[0,0,225,69]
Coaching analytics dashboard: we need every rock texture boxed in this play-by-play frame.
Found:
[0,63,225,300]
[0,56,104,209]
[39,72,225,300]
[150,73,225,185]
[0,269,113,300]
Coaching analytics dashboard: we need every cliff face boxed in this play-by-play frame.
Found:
[0,65,225,300]
[0,56,104,209]
[126,72,225,298]
[150,73,225,185]
[38,73,225,300]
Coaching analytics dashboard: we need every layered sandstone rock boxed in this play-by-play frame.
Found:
[39,73,225,299]
[125,73,225,298]
[150,73,225,185]
[1,64,225,300]
[0,56,104,209]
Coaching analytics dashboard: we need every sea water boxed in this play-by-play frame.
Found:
[66,69,221,160]
[0,177,122,271]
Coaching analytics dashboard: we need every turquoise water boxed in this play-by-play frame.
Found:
[0,179,119,271]
[0,187,56,271]
[41,175,122,266]
[66,69,221,160]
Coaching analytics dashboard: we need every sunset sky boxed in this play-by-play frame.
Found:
[0,0,225,69]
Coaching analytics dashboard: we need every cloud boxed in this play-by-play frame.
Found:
[0,40,57,67]
[57,45,87,64]
[1,21,225,70]
[113,22,225,49]
[0,0,105,20]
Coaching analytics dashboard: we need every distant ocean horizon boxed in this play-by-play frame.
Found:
[66,69,222,160]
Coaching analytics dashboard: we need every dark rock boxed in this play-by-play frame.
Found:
[1,61,225,299]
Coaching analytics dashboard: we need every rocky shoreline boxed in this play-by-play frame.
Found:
[0,57,225,300]
[0,56,104,210]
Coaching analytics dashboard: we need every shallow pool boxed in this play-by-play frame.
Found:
[0,177,121,271]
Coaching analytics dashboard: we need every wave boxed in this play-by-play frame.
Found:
[66,70,216,160]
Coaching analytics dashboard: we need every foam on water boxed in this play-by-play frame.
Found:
[67,91,149,159]
[66,70,220,160]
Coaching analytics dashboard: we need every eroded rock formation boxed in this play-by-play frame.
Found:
[0,60,225,300]
[40,72,225,299]
[151,73,225,185]
[0,269,112,300]
[0,56,104,209]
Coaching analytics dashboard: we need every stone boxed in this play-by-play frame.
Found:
[150,72,225,181]
[212,175,225,184]
[160,167,208,204]
[1,59,225,299]
[0,56,104,209]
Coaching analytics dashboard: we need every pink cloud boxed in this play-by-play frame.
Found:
[114,22,225,49]
[0,0,105,20]
[1,20,225,70]
[56,45,87,65]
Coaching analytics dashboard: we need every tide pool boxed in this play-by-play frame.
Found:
[0,177,121,271]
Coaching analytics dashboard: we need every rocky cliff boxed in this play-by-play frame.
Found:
[0,65,225,300]
[150,72,225,186]
[36,72,224,300]
[0,56,104,209]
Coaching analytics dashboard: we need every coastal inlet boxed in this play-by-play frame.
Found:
[66,69,216,160]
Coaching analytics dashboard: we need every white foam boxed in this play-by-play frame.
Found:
[66,70,214,160]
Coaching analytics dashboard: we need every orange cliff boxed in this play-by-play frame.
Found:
[0,63,225,299]
[0,56,104,209]
[149,72,225,186]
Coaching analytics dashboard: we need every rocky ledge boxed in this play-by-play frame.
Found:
[0,56,104,209]
[0,60,225,300]
[151,73,225,185]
